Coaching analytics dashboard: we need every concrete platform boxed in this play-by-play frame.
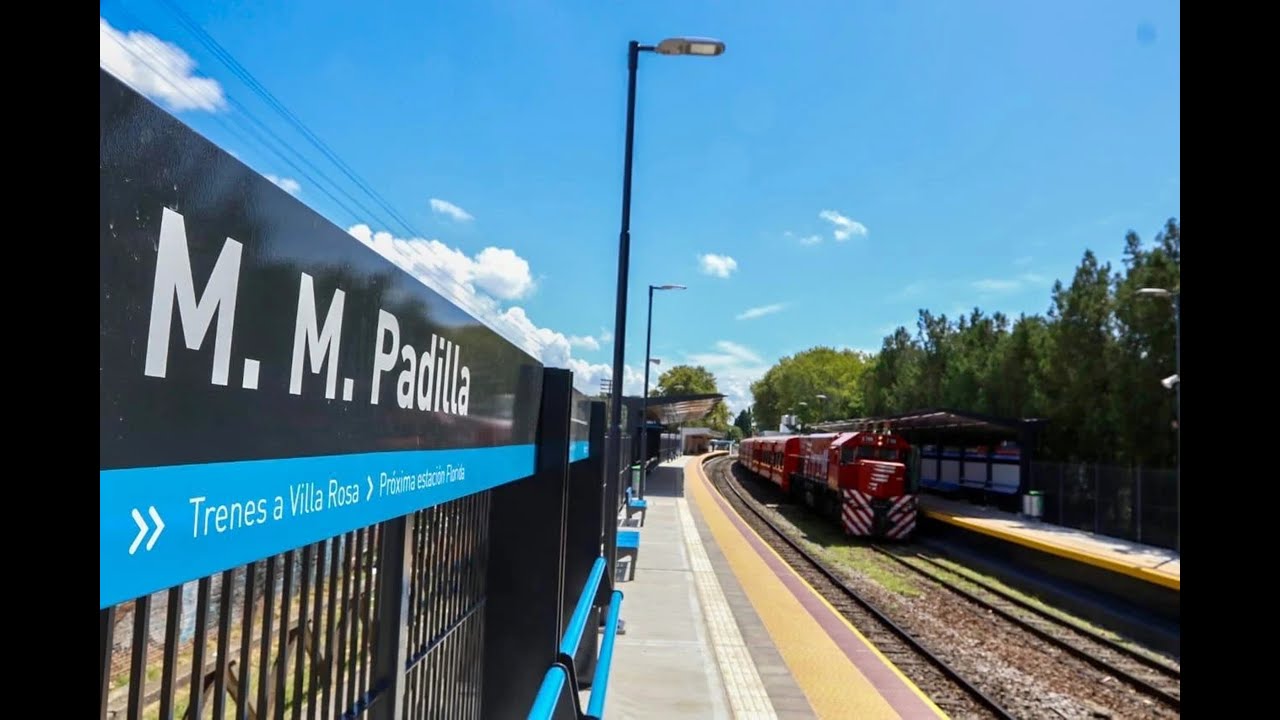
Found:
[919,495,1180,591]
[602,455,943,719]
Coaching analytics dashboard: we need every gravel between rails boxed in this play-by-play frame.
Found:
[871,545,1181,709]
[707,456,1181,720]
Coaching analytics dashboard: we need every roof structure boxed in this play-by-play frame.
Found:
[628,392,724,426]
[814,407,1046,444]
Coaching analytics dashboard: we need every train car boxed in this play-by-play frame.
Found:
[738,429,920,540]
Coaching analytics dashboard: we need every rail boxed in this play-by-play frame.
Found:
[527,557,626,720]
[584,591,624,719]
[560,558,607,659]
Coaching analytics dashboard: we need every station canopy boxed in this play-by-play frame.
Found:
[632,392,725,426]
[813,407,1045,445]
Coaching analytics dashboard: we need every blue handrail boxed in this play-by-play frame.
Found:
[527,665,568,720]
[585,590,625,719]
[559,557,606,658]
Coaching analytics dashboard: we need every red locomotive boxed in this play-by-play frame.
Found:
[737,429,920,540]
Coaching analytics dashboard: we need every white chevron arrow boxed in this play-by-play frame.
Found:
[129,506,166,555]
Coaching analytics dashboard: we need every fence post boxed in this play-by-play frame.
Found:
[370,515,413,720]
[100,607,116,720]
[1093,465,1100,535]
[1135,466,1143,544]
[1058,466,1064,526]
[482,367,572,719]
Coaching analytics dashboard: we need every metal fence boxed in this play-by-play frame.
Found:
[101,495,490,720]
[100,370,617,720]
[1027,461,1178,551]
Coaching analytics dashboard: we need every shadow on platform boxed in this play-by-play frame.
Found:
[642,463,685,498]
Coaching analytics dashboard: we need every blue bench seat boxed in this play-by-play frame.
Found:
[616,529,640,581]
[623,487,647,526]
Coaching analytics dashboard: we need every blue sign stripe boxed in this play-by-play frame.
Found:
[568,440,591,463]
[100,443,535,609]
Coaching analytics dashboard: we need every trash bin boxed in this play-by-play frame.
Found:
[1025,491,1043,519]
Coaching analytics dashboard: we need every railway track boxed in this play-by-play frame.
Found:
[868,544,1181,711]
[707,455,1182,719]
[704,457,1015,720]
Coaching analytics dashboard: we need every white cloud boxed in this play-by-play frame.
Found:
[566,359,645,397]
[569,335,600,351]
[736,303,786,320]
[699,253,738,278]
[784,231,822,246]
[971,273,1050,294]
[429,198,474,222]
[889,281,927,302]
[265,175,301,196]
[347,223,539,340]
[346,223,626,396]
[971,278,1020,293]
[683,340,770,414]
[99,17,226,113]
[471,247,534,299]
[818,209,869,241]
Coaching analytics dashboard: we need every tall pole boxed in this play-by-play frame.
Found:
[641,285,655,498]
[1174,292,1180,554]
[605,41,642,579]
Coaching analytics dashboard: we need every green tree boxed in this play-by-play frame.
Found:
[750,347,871,430]
[655,364,730,430]
[851,218,1179,467]
[733,407,754,436]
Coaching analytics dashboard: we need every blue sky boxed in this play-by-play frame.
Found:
[100,0,1180,413]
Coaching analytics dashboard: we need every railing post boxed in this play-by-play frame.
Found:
[370,515,413,720]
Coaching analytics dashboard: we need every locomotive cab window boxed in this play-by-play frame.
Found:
[840,446,858,464]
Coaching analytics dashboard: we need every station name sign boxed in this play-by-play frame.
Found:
[99,69,542,609]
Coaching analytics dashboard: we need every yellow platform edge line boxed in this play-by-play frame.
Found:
[690,455,948,720]
[922,508,1180,591]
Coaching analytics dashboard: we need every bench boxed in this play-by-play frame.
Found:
[623,487,647,527]
[615,530,640,582]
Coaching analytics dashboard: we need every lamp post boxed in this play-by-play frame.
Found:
[640,284,686,496]
[1137,287,1179,553]
[604,36,725,577]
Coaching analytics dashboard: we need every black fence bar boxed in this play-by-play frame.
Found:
[100,607,115,720]
[481,367,572,719]
[159,585,183,719]
[567,401,608,683]
[1028,461,1178,551]
[370,515,412,720]
[128,594,152,719]
[101,415,614,720]
[189,576,211,720]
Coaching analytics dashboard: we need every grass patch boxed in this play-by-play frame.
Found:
[767,502,922,597]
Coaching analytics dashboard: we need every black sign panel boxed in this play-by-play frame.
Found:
[99,69,543,608]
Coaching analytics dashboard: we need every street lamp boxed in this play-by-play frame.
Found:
[1137,286,1179,553]
[640,284,687,496]
[815,393,829,423]
[605,37,725,576]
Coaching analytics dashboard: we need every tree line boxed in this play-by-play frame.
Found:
[749,219,1180,468]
